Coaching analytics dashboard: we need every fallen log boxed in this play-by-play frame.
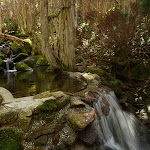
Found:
[0,33,24,46]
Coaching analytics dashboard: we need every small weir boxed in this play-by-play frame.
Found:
[93,91,150,150]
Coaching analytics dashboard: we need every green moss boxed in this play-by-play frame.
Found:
[48,13,57,19]
[10,42,20,54]
[13,53,28,62]
[110,79,123,86]
[0,58,3,66]
[0,53,5,60]
[131,63,150,80]
[36,55,49,66]
[19,39,32,54]
[87,67,115,82]
[76,56,85,63]
[35,100,57,113]
[15,62,32,71]
[0,129,23,150]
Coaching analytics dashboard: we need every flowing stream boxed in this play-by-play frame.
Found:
[93,91,150,150]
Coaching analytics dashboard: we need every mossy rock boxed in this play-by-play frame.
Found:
[19,39,32,54]
[131,63,150,80]
[87,67,115,84]
[76,56,85,63]
[15,62,32,71]
[0,129,23,150]
[0,58,4,72]
[23,55,49,68]
[13,53,28,63]
[0,53,5,59]
[35,100,58,114]
[10,42,20,54]
[0,58,4,66]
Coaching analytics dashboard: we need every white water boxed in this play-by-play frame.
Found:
[4,58,17,72]
[93,91,150,150]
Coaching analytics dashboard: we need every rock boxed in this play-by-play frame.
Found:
[34,135,48,146]
[101,97,110,116]
[23,55,48,68]
[52,132,60,146]
[18,109,32,132]
[25,122,64,141]
[0,87,14,104]
[0,108,18,124]
[68,108,96,131]
[70,142,93,150]
[10,42,20,54]
[0,53,5,59]
[70,96,86,108]
[59,124,77,145]
[33,91,52,99]
[78,125,98,145]
[13,53,28,63]
[15,62,32,71]
[76,62,87,72]
[79,91,100,103]
[0,95,3,105]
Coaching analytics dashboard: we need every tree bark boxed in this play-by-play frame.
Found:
[40,0,59,69]
[0,0,2,33]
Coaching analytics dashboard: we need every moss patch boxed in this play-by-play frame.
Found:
[13,53,28,63]
[76,56,85,63]
[0,53,5,59]
[87,67,115,84]
[15,62,31,71]
[131,63,150,80]
[35,100,58,114]
[0,129,23,150]
[10,42,20,54]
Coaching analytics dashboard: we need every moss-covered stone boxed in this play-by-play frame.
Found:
[0,58,4,66]
[15,62,32,71]
[0,53,5,59]
[10,42,20,54]
[76,56,85,63]
[35,100,58,114]
[0,129,23,150]
[19,39,32,54]
[131,63,150,80]
[13,53,28,63]
[23,55,49,68]
[87,67,115,84]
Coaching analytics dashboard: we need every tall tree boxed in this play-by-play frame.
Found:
[0,0,2,33]
[40,0,59,69]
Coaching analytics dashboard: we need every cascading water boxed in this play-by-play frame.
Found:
[3,58,17,72]
[93,91,150,150]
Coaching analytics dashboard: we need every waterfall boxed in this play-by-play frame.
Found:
[4,58,17,72]
[93,91,150,150]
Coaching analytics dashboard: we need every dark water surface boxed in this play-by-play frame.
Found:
[0,67,86,98]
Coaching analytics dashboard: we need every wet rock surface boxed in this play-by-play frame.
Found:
[0,72,103,150]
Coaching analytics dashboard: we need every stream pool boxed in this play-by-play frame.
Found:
[0,67,87,98]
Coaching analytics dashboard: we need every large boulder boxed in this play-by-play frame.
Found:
[13,53,28,63]
[68,108,95,131]
[23,55,49,68]
[15,62,32,71]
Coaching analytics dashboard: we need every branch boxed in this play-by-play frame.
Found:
[0,33,24,46]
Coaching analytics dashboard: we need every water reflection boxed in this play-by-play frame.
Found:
[0,68,87,98]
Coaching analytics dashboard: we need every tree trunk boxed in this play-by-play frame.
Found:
[57,0,76,71]
[40,0,59,69]
[0,0,2,33]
